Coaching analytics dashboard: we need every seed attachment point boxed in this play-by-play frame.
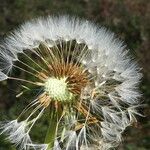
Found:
[44,77,73,102]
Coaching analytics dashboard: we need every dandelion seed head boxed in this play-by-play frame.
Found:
[0,15,142,150]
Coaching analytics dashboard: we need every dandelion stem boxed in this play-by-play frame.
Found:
[44,108,58,150]
[11,148,16,150]
[11,146,16,150]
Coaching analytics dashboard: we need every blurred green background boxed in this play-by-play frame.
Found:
[0,0,149,149]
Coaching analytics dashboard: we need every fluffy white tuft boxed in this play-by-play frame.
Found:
[26,143,48,150]
[0,120,32,149]
[0,71,8,81]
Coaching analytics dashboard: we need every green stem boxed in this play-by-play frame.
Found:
[44,109,58,150]
[11,146,16,150]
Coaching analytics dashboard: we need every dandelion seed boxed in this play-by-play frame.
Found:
[0,15,142,150]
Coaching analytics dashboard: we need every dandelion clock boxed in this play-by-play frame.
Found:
[0,16,142,150]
